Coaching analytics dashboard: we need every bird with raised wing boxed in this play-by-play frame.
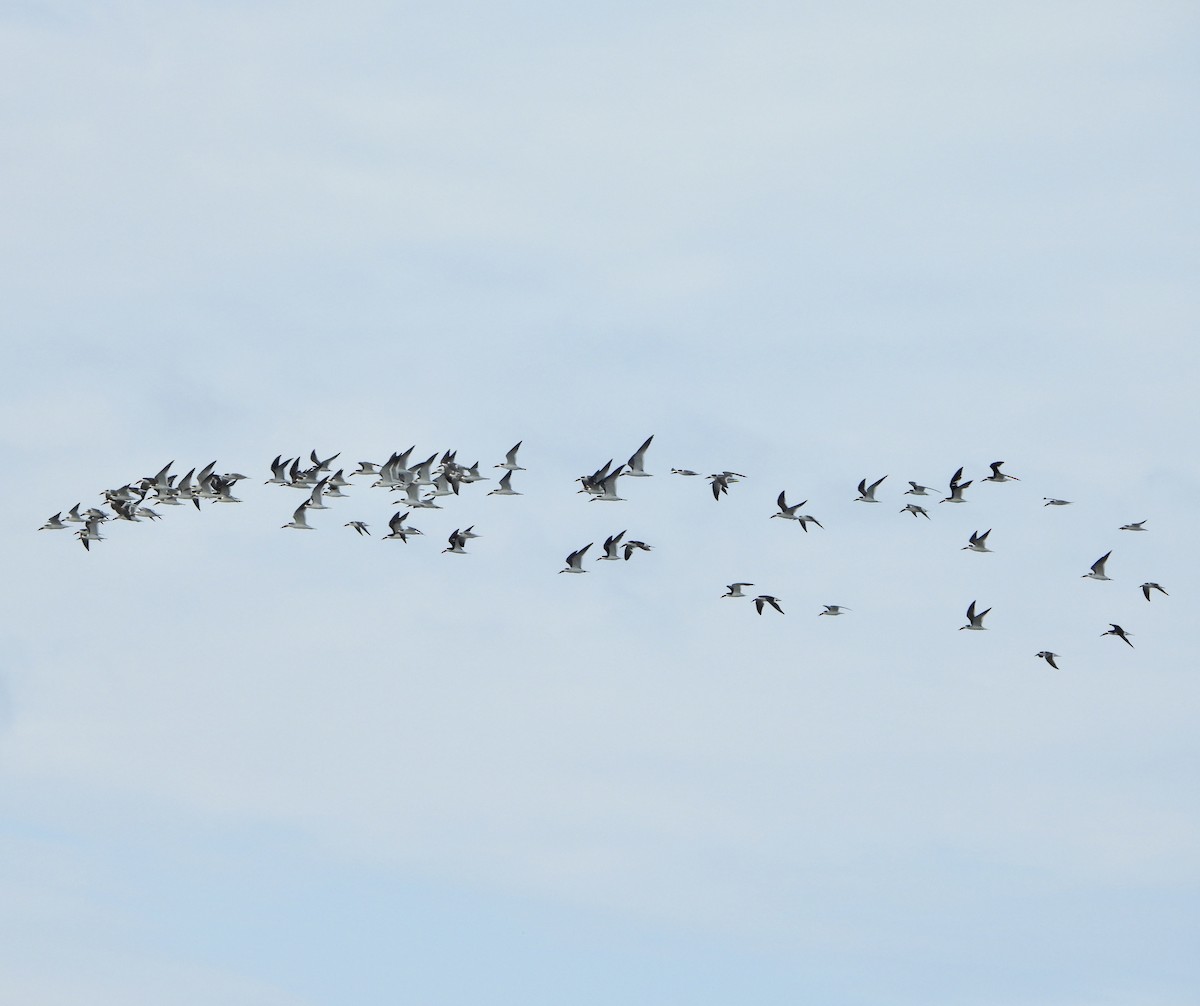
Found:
[1083,551,1112,581]
[959,600,991,630]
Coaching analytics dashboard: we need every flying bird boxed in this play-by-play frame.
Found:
[598,531,627,560]
[1140,582,1168,601]
[855,476,886,502]
[959,600,991,631]
[344,521,370,536]
[819,605,850,616]
[904,482,936,496]
[962,529,993,553]
[1083,551,1112,581]
[1043,498,1072,506]
[984,461,1019,482]
[496,442,526,471]
[722,582,754,598]
[282,503,314,530]
[1102,624,1134,647]
[772,491,806,521]
[754,595,784,615]
[488,470,522,496]
[1119,520,1147,531]
[623,540,652,560]
[1035,651,1061,669]
[625,436,654,477]
[901,503,930,519]
[560,544,592,573]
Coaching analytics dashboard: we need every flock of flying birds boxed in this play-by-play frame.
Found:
[39,436,1168,665]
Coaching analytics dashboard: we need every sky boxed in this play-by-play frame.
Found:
[3,1,1199,1003]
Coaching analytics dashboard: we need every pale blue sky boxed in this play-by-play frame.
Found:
[3,2,1199,1003]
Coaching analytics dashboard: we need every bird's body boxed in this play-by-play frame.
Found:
[905,482,935,496]
[819,605,850,616]
[1120,520,1147,531]
[345,521,370,536]
[722,582,753,598]
[1043,498,1072,506]
[1036,651,1060,669]
[754,595,784,615]
[984,461,1019,482]
[901,503,930,519]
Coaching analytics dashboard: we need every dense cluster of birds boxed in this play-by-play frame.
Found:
[39,436,1169,664]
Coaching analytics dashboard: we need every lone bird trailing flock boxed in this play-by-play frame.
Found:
[39,438,1172,665]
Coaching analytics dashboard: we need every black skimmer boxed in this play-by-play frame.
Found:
[855,476,886,502]
[959,600,991,630]
[1102,624,1134,647]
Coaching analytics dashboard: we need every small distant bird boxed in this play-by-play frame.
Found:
[623,540,652,560]
[796,512,823,532]
[819,605,850,616]
[1036,651,1061,669]
[1043,498,1072,506]
[772,491,806,521]
[754,595,784,615]
[1083,551,1112,581]
[1119,520,1147,531]
[855,475,886,502]
[282,503,314,530]
[488,470,522,496]
[963,529,993,553]
[442,529,468,554]
[560,544,592,573]
[722,582,754,598]
[671,469,700,476]
[625,436,654,477]
[959,600,991,631]
[1102,624,1134,647]
[905,482,935,496]
[590,467,627,502]
[709,473,736,501]
[941,479,973,504]
[1140,582,1168,601]
[350,461,380,477]
[901,503,930,519]
[984,461,1019,482]
[344,521,370,536]
[496,441,526,471]
[598,531,627,560]
[383,511,421,542]
[39,513,68,530]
